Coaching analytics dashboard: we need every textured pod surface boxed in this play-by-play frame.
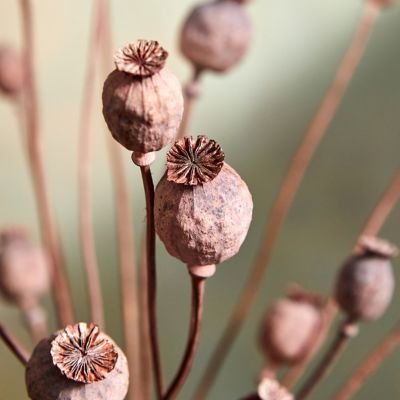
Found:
[155,163,252,265]
[0,46,25,95]
[180,0,252,72]
[102,67,183,153]
[335,254,395,321]
[26,332,129,400]
[259,298,322,365]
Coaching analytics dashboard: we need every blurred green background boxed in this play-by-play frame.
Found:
[1,0,400,399]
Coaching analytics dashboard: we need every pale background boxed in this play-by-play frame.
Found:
[0,0,400,399]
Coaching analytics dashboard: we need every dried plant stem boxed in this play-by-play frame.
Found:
[296,319,358,400]
[19,299,48,344]
[164,276,206,400]
[78,0,106,328]
[334,322,400,400]
[0,323,30,366]
[19,0,74,327]
[140,164,164,399]
[177,67,203,138]
[193,3,381,398]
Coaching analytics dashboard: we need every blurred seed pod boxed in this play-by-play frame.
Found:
[102,39,183,154]
[259,287,324,365]
[371,0,396,7]
[239,378,294,400]
[335,236,397,321]
[26,323,129,400]
[180,0,252,72]
[0,45,25,96]
[0,228,49,305]
[154,135,253,268]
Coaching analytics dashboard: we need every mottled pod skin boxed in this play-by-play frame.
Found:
[335,237,396,321]
[26,331,129,400]
[102,40,184,153]
[0,46,25,95]
[180,0,252,72]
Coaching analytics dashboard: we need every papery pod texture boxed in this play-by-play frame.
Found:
[25,333,129,400]
[335,254,395,321]
[155,163,253,266]
[102,68,183,153]
[259,299,321,364]
[180,0,252,72]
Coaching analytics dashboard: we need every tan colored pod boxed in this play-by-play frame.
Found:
[180,0,252,72]
[0,45,25,96]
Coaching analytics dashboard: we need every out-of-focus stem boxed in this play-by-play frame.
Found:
[334,322,400,400]
[0,323,30,366]
[193,2,382,398]
[163,276,206,400]
[19,0,75,327]
[78,0,106,328]
[19,299,48,344]
[177,67,203,138]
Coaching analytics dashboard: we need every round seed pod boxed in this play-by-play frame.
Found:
[0,45,25,96]
[335,236,397,322]
[240,378,293,400]
[102,40,183,154]
[26,323,129,400]
[0,228,49,305]
[155,136,252,269]
[259,287,323,365]
[180,0,252,72]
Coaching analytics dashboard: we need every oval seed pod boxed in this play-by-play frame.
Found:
[259,287,323,365]
[335,236,397,322]
[180,0,252,72]
[0,45,25,96]
[102,39,184,154]
[0,228,49,305]
[26,323,129,400]
[155,135,252,269]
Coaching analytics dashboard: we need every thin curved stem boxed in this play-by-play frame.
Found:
[334,322,400,400]
[140,164,164,399]
[0,323,30,366]
[19,0,75,327]
[193,2,381,398]
[164,276,206,400]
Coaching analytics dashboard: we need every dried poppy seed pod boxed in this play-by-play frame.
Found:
[0,228,49,305]
[0,45,25,96]
[26,323,129,400]
[155,136,252,275]
[259,287,323,365]
[102,40,184,155]
[180,0,252,73]
[335,236,397,322]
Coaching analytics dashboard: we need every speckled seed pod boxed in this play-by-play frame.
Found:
[335,236,397,322]
[259,288,323,365]
[0,228,49,304]
[102,40,184,154]
[155,135,252,268]
[26,323,129,400]
[180,0,252,72]
[0,45,25,95]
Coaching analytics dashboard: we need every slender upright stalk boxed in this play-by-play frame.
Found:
[78,0,106,328]
[19,0,75,327]
[0,323,30,366]
[296,319,359,400]
[140,164,164,399]
[194,3,382,397]
[164,276,206,400]
[334,322,400,400]
[177,67,203,138]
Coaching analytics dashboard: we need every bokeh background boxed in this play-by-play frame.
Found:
[1,0,400,399]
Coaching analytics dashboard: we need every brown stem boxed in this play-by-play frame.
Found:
[0,323,30,366]
[193,3,381,398]
[140,164,164,398]
[296,319,359,400]
[334,322,400,400]
[78,0,106,328]
[177,67,203,138]
[19,0,75,327]
[19,299,48,344]
[164,275,206,400]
